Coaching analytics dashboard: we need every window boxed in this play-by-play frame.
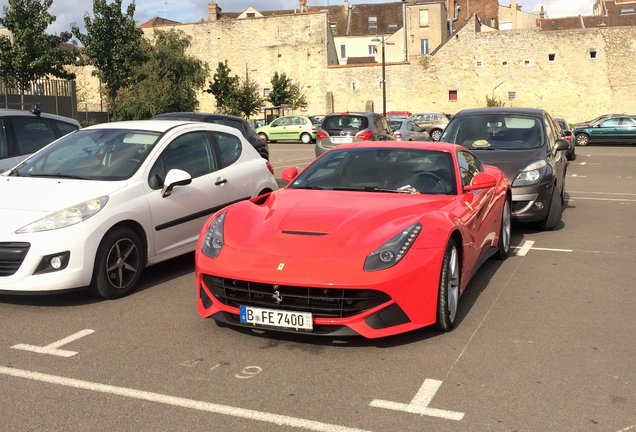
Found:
[589,50,597,59]
[149,132,215,188]
[457,151,482,187]
[12,119,57,155]
[388,24,398,31]
[476,60,482,67]
[368,17,377,31]
[420,39,429,55]
[620,7,635,15]
[502,61,508,66]
[524,60,531,65]
[449,90,458,101]
[419,10,429,27]
[246,12,255,18]
[508,92,516,101]
[329,23,337,33]
[263,88,270,97]
[368,45,376,55]
[548,53,556,62]
[352,82,359,90]
[340,44,347,59]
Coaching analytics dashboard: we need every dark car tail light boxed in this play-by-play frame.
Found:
[266,161,274,175]
[394,132,403,139]
[317,130,328,140]
[357,131,374,141]
[255,131,265,141]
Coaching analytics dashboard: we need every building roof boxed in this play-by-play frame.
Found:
[539,0,636,30]
[138,17,182,28]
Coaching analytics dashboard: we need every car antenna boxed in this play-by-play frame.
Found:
[29,104,41,116]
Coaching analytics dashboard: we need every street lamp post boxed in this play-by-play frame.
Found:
[371,36,394,117]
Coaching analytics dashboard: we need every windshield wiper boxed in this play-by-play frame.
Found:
[332,186,408,193]
[27,173,89,180]
[291,185,327,190]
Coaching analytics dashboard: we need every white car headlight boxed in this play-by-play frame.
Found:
[16,196,109,233]
[201,212,226,258]
[364,223,422,271]
[512,160,547,187]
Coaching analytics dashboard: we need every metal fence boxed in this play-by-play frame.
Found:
[0,79,77,118]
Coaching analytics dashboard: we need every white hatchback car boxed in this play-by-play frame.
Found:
[0,120,278,299]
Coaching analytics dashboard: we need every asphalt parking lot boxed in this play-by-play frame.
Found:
[1,143,634,432]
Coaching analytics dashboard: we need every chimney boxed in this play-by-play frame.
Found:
[511,0,517,29]
[208,1,221,21]
[539,5,545,19]
[344,0,349,14]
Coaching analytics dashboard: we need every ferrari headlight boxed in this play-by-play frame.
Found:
[364,223,422,271]
[16,196,109,233]
[512,160,547,187]
[201,211,226,258]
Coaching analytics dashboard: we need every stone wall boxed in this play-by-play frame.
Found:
[78,12,636,124]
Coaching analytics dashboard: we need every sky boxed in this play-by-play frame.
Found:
[0,0,596,36]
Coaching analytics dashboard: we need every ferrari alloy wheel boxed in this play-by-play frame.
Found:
[300,132,312,144]
[436,238,460,332]
[431,129,443,141]
[89,226,144,299]
[494,196,511,260]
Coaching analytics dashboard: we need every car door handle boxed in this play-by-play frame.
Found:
[215,178,228,185]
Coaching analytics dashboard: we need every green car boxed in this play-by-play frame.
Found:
[256,115,319,144]
[573,115,636,146]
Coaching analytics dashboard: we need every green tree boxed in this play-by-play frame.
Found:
[287,82,307,111]
[268,72,292,107]
[0,0,76,107]
[117,29,209,120]
[71,0,146,121]
[235,77,263,119]
[206,61,240,115]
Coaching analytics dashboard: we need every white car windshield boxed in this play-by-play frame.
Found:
[9,129,161,180]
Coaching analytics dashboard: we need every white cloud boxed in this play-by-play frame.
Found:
[526,0,595,18]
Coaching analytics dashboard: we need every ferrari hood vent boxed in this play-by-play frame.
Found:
[281,230,328,236]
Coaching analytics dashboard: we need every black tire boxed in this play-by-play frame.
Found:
[431,129,443,141]
[436,238,460,332]
[300,132,312,144]
[89,226,144,299]
[538,186,563,231]
[494,196,511,260]
[575,133,589,146]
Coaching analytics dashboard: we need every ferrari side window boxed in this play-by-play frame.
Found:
[457,151,480,187]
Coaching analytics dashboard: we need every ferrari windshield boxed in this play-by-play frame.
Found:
[442,114,544,150]
[288,147,457,195]
[9,129,161,180]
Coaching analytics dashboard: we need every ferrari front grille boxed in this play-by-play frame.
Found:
[0,242,30,276]
[201,275,391,318]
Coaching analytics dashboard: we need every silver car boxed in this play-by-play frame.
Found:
[388,119,431,141]
[315,112,395,156]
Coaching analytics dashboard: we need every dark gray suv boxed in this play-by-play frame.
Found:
[315,112,395,157]
[440,107,570,230]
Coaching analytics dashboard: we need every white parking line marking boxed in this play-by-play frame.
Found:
[569,174,586,177]
[0,366,373,432]
[370,379,464,421]
[515,240,535,256]
[568,197,636,202]
[568,191,636,196]
[11,329,95,357]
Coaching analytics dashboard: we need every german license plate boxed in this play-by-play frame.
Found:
[331,136,353,144]
[240,306,313,330]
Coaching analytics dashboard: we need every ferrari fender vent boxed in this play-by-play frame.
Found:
[281,230,327,236]
[0,242,31,276]
[202,275,391,318]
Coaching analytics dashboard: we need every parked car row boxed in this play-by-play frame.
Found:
[0,105,602,340]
